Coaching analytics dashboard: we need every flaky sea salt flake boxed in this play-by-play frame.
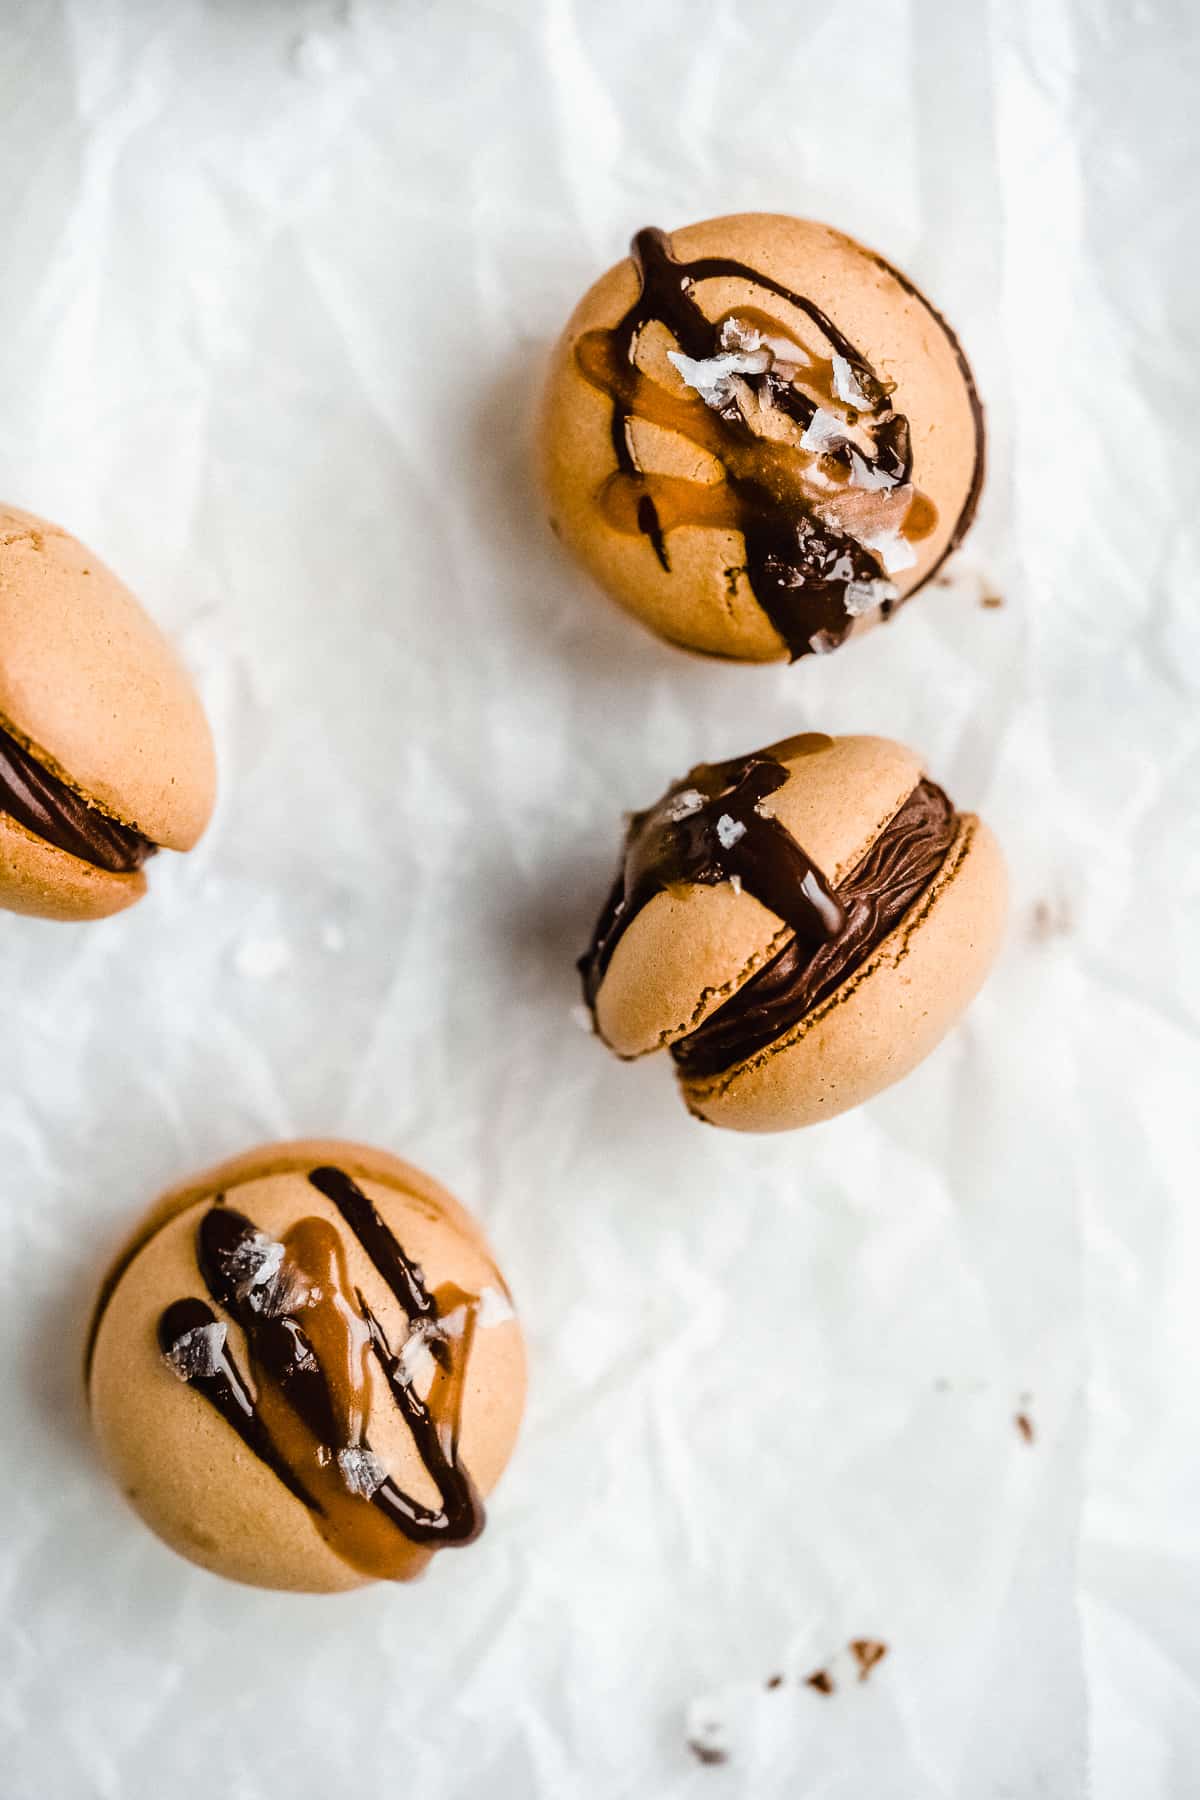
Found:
[845,446,898,492]
[397,1321,440,1389]
[843,578,899,618]
[832,353,871,409]
[668,342,771,409]
[716,814,746,850]
[163,1321,227,1383]
[800,408,847,455]
[663,788,706,822]
[337,1446,388,1499]
[859,526,917,575]
[719,317,763,353]
[228,1231,286,1303]
[477,1286,516,1328]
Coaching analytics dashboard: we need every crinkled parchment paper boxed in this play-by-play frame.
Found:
[0,2,1196,1795]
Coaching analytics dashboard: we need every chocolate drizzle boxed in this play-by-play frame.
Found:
[573,225,982,659]
[157,1297,314,1509]
[0,720,155,873]
[157,1168,488,1578]
[672,780,960,1080]
[580,734,845,1011]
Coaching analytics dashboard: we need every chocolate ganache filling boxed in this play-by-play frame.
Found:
[579,743,960,1078]
[573,226,983,660]
[0,720,156,873]
[672,780,959,1080]
[154,1167,488,1578]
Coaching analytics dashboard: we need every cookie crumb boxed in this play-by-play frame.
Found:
[765,1673,783,1691]
[805,1669,835,1695]
[687,1738,729,1766]
[850,1640,888,1682]
[981,592,1004,609]
[1015,1412,1035,1444]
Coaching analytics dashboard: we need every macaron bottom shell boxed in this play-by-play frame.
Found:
[678,815,1007,1131]
[0,810,148,920]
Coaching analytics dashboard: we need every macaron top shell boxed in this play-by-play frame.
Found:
[0,504,215,849]
[593,734,924,1057]
[539,213,984,663]
[87,1141,526,1593]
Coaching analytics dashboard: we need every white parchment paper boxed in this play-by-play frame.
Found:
[0,1,1196,1795]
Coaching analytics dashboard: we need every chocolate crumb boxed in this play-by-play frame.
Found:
[687,1740,729,1766]
[805,1669,835,1695]
[1015,1412,1035,1444]
[850,1640,888,1682]
[766,1674,783,1691]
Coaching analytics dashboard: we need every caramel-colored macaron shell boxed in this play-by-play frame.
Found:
[0,504,215,849]
[88,1141,526,1594]
[0,811,146,921]
[680,816,1007,1130]
[538,212,982,661]
[595,735,925,1058]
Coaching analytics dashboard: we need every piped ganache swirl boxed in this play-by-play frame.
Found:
[574,226,979,660]
[580,747,960,1078]
[155,1167,488,1579]
[0,719,156,873]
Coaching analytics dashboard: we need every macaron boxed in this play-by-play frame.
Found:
[86,1139,527,1593]
[538,213,984,662]
[0,503,215,920]
[579,733,1006,1131]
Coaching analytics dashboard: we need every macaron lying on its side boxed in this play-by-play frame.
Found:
[579,732,1007,1131]
[0,504,215,920]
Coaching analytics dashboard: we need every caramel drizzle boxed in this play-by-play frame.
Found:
[580,734,846,1011]
[157,1168,486,1578]
[574,226,942,659]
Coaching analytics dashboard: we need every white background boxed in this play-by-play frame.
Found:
[0,1,1196,1795]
